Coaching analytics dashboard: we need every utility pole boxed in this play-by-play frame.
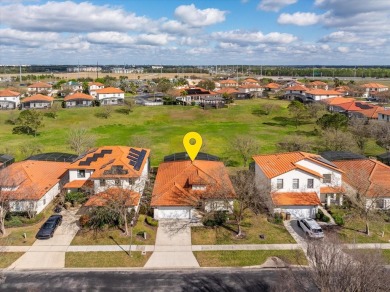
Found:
[19,64,22,84]
[96,61,99,79]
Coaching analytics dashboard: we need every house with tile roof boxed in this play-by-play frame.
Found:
[175,87,224,107]
[0,160,69,214]
[264,82,281,92]
[361,83,388,98]
[333,159,390,210]
[151,160,236,220]
[95,87,124,105]
[27,81,52,95]
[20,94,54,109]
[64,92,94,108]
[64,146,150,210]
[61,81,82,93]
[88,82,105,98]
[305,89,343,101]
[378,109,390,122]
[241,78,259,86]
[252,152,344,218]
[218,79,239,88]
[307,81,328,90]
[334,101,384,119]
[238,84,264,95]
[284,85,308,100]
[0,89,21,110]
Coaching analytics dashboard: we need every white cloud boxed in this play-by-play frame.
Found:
[278,12,326,26]
[0,28,59,47]
[315,0,390,17]
[85,32,172,47]
[337,46,350,53]
[212,30,297,45]
[174,4,227,27]
[257,0,297,12]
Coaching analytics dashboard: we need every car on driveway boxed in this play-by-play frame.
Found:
[36,215,63,239]
[297,218,324,239]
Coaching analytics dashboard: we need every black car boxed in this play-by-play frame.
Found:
[36,215,63,239]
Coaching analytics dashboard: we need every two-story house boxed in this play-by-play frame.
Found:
[27,82,52,95]
[95,87,124,105]
[63,146,150,210]
[378,109,390,122]
[88,82,105,98]
[0,89,21,110]
[252,152,344,219]
[361,83,388,98]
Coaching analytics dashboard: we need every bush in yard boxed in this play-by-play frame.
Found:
[65,192,87,206]
[87,206,120,231]
[79,214,90,228]
[273,213,283,224]
[145,216,158,227]
[333,214,344,226]
[321,214,330,223]
[202,211,228,227]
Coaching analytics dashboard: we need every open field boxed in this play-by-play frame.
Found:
[65,251,151,268]
[193,250,308,267]
[0,99,385,166]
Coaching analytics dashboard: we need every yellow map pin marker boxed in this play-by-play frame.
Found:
[183,132,202,161]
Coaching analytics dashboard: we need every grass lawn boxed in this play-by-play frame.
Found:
[193,250,308,267]
[65,251,151,268]
[192,213,295,245]
[382,250,390,264]
[0,252,24,268]
[0,203,56,246]
[327,206,390,244]
[1,99,383,166]
[344,249,390,264]
[70,215,157,246]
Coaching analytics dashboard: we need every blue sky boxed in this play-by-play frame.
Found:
[0,0,389,65]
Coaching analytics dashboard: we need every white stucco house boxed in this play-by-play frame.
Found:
[95,87,124,105]
[253,152,344,219]
[151,159,236,220]
[305,89,343,101]
[0,89,21,110]
[21,94,54,109]
[64,92,94,108]
[361,83,388,98]
[64,146,150,211]
[27,82,52,95]
[0,161,69,214]
[378,110,390,122]
[88,82,105,98]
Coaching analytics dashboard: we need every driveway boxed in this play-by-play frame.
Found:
[144,220,200,268]
[8,208,80,270]
[283,220,308,254]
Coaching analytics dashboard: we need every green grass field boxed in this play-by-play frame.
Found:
[0,99,385,166]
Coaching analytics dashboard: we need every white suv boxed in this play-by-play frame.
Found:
[297,218,324,239]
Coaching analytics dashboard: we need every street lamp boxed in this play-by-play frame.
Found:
[129,218,134,257]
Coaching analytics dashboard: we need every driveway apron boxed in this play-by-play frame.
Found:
[144,219,200,268]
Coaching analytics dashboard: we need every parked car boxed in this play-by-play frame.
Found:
[36,215,63,239]
[297,218,324,239]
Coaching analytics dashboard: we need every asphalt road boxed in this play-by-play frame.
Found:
[0,269,314,292]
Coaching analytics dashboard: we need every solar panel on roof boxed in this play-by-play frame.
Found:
[134,150,147,171]
[320,151,367,161]
[163,152,220,162]
[77,149,113,166]
[26,152,78,162]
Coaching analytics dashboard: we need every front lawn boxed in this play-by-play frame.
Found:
[327,206,390,244]
[0,252,24,268]
[382,250,390,264]
[191,213,295,245]
[70,215,157,245]
[193,250,308,267]
[65,251,151,268]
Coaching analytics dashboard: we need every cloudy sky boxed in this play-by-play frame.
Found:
[1,0,389,65]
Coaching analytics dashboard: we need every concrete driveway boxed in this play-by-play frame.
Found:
[8,208,80,270]
[144,220,199,268]
[283,220,308,253]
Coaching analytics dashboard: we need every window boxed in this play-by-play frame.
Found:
[307,179,314,189]
[115,179,121,186]
[293,179,299,189]
[323,174,332,184]
[99,179,106,186]
[276,179,283,189]
[128,178,135,185]
[77,170,86,178]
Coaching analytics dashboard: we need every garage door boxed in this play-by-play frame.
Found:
[281,206,314,219]
[155,207,191,219]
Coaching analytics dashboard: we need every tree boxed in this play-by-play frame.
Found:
[67,127,96,155]
[14,110,44,136]
[261,103,279,115]
[316,113,348,131]
[320,128,358,152]
[307,102,327,119]
[348,118,370,153]
[369,121,390,151]
[197,80,216,91]
[288,101,307,128]
[19,143,44,159]
[277,134,312,152]
[45,102,61,119]
[230,136,260,167]
[283,236,389,292]
[156,78,172,93]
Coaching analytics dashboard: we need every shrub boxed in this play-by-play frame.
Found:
[202,211,228,227]
[145,216,158,227]
[321,215,330,223]
[333,214,344,226]
[79,214,90,228]
[273,213,283,224]
[65,192,87,205]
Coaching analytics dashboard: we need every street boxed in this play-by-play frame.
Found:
[0,269,313,292]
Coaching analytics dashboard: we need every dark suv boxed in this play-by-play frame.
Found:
[36,215,63,239]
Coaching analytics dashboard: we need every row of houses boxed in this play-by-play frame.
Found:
[1,146,389,221]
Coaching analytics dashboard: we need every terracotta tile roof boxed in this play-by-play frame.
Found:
[242,78,259,83]
[0,161,69,200]
[0,89,20,97]
[219,79,238,84]
[252,152,341,179]
[217,88,239,94]
[265,82,280,89]
[308,81,327,86]
[305,89,342,95]
[333,159,390,198]
[63,180,88,189]
[95,87,124,94]
[28,82,52,88]
[362,83,388,89]
[358,106,384,119]
[320,186,345,193]
[88,82,104,87]
[322,97,356,105]
[151,160,236,207]
[378,109,390,115]
[84,188,141,207]
[284,85,307,91]
[239,84,263,89]
[272,192,320,206]
[64,92,94,101]
[21,94,54,103]
[69,146,150,179]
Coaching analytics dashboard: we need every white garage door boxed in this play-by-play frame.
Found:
[282,206,314,219]
[155,207,191,220]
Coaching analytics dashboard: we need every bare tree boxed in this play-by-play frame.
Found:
[348,118,370,153]
[67,127,96,155]
[277,134,313,152]
[281,236,389,292]
[261,103,279,115]
[320,129,358,152]
[0,168,17,236]
[230,135,260,167]
[307,102,327,119]
[19,143,44,159]
[369,120,390,151]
